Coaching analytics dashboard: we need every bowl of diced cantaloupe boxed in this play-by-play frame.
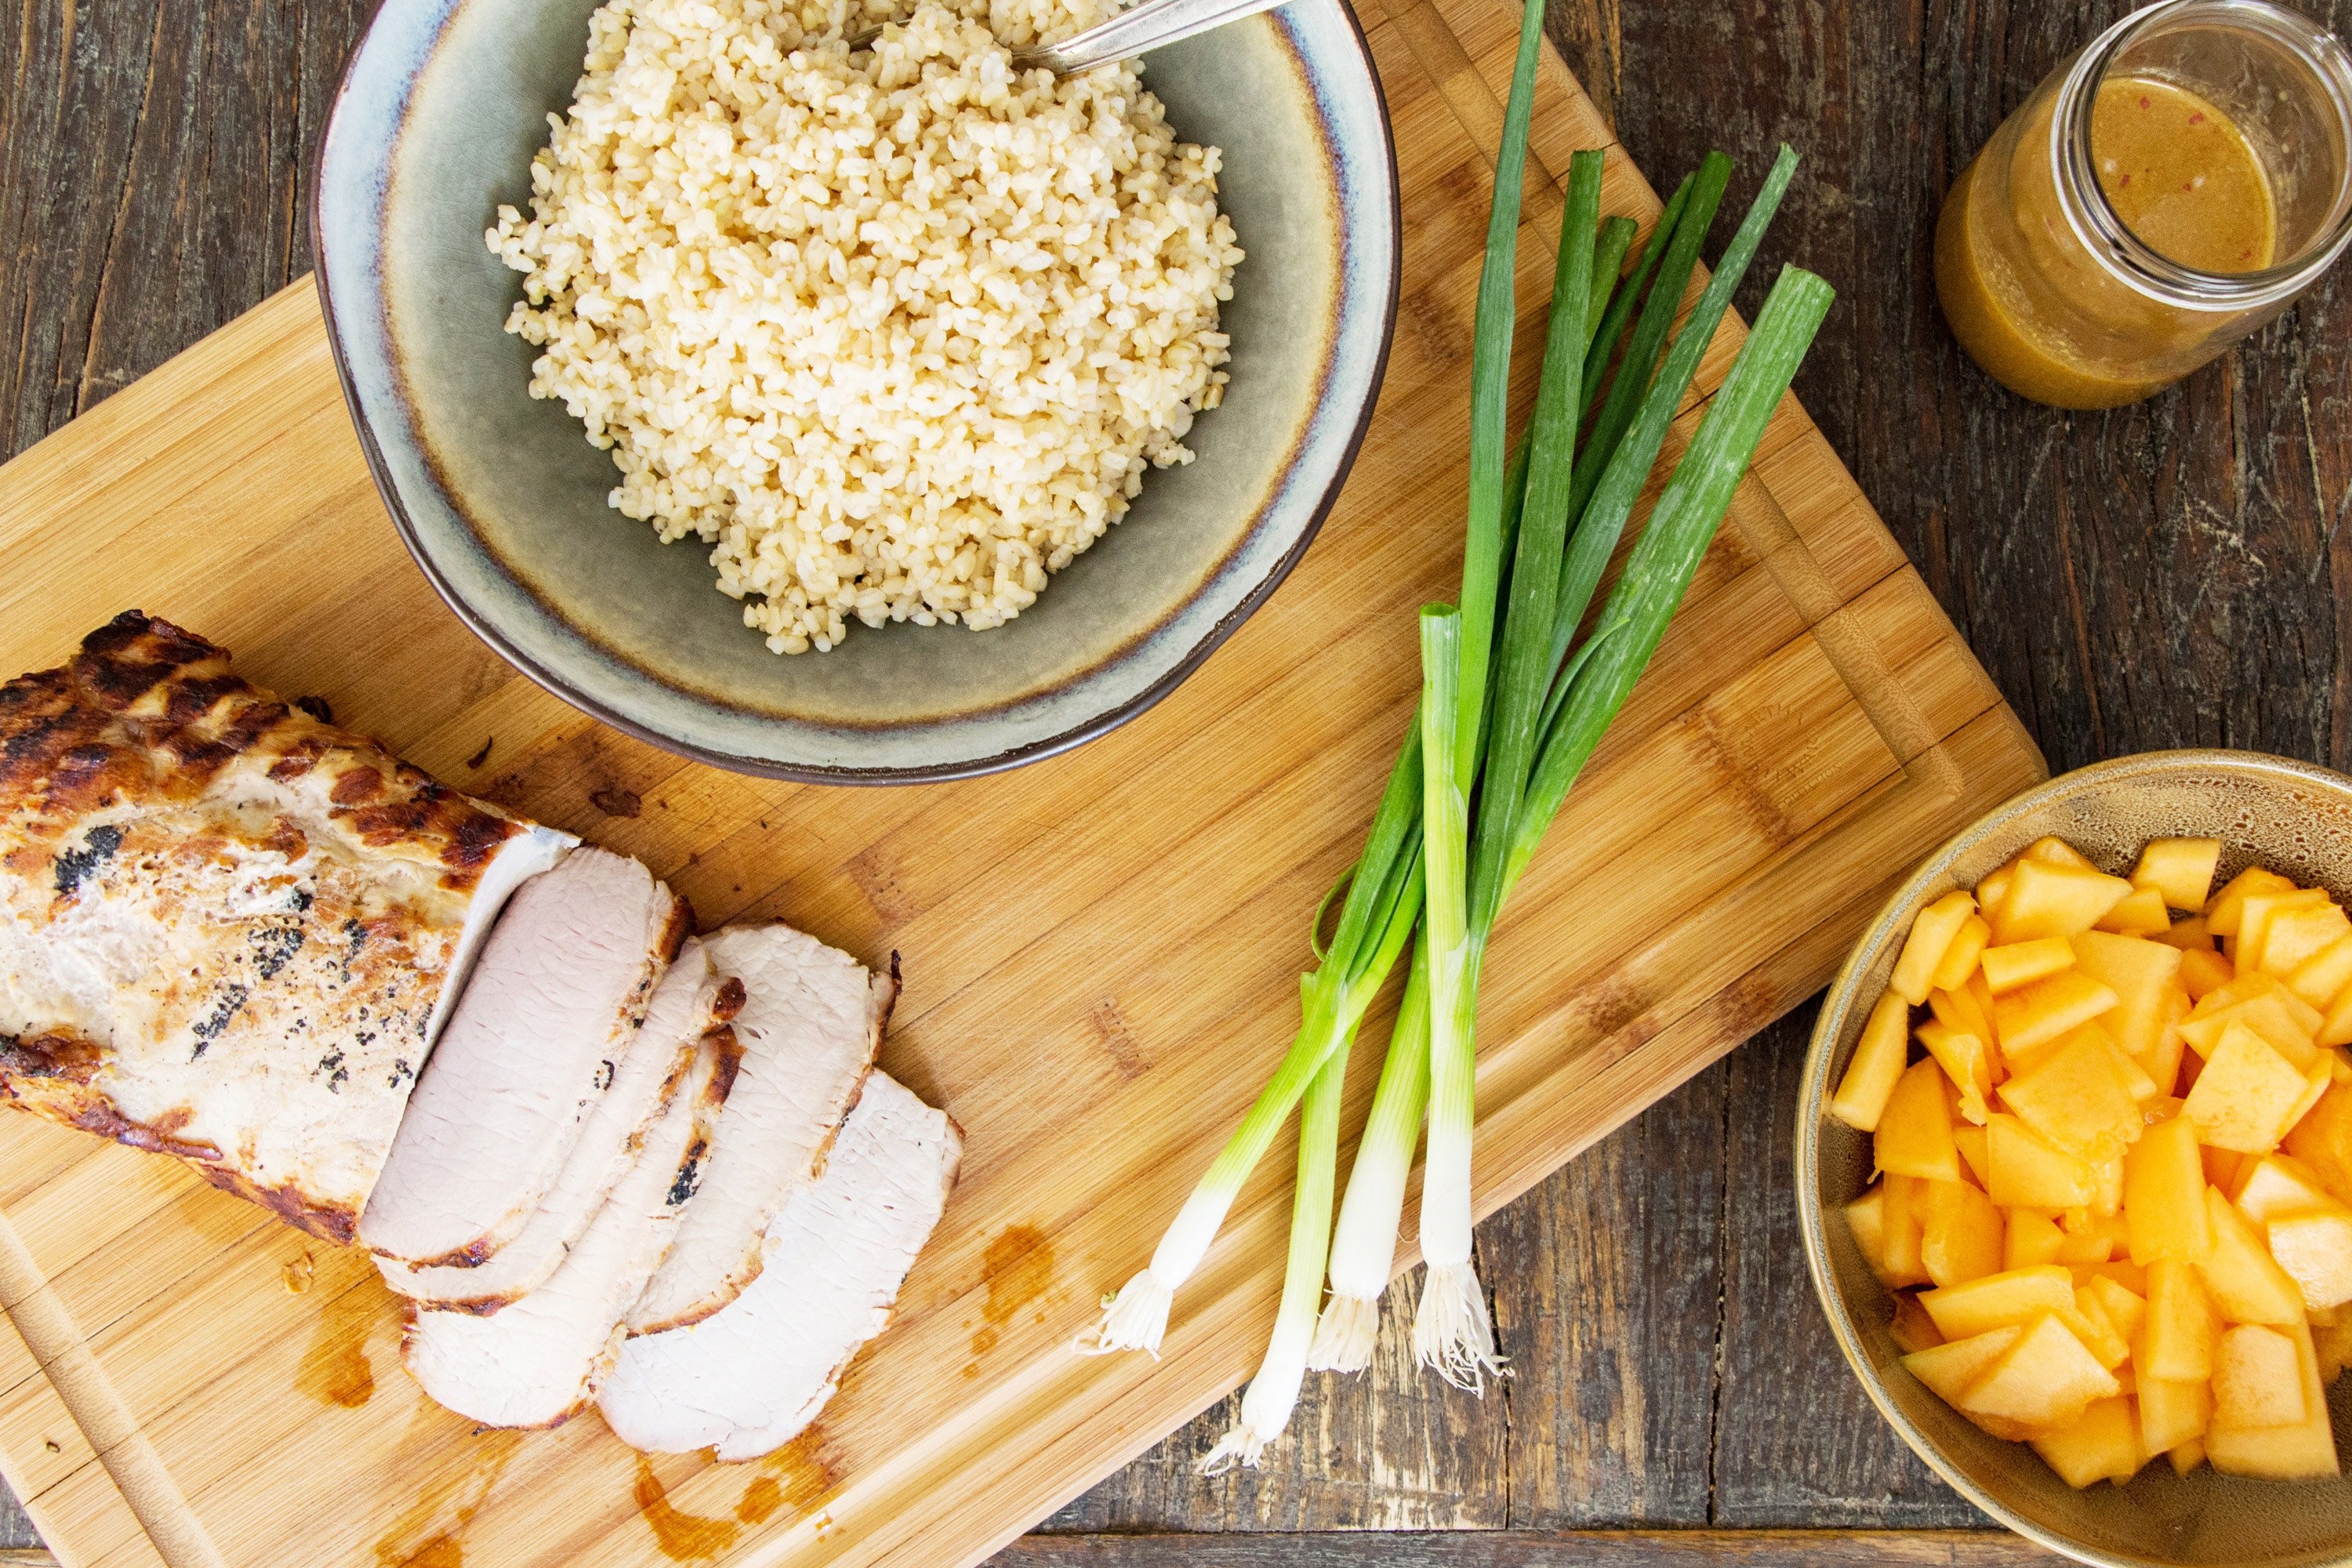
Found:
[1799,750,2352,1568]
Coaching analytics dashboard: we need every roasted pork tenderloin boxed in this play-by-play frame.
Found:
[624,923,892,1334]
[358,847,688,1268]
[0,612,572,1241]
[599,1073,961,1457]
[401,1023,742,1428]
[379,938,742,1312]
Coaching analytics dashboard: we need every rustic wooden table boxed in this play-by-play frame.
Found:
[2,0,2345,1562]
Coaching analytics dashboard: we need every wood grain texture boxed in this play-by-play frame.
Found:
[28,0,2347,1556]
[0,0,2043,1561]
[1000,1530,2063,1565]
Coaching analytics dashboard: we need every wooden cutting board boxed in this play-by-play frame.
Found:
[0,0,2044,1560]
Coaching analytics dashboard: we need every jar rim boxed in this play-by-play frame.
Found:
[2050,0,2352,310]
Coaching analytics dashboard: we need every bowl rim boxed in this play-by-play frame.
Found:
[308,0,1404,786]
[1796,746,2352,1568]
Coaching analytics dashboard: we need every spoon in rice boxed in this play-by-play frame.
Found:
[846,0,1295,74]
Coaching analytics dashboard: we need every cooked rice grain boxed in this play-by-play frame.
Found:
[490,0,1244,653]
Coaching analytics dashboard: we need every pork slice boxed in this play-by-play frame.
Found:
[401,1025,739,1428]
[0,612,574,1243]
[379,939,742,1311]
[358,847,688,1267]
[623,923,891,1334]
[597,1073,960,1457]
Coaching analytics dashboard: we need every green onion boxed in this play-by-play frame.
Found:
[1580,176,1693,415]
[1199,1029,1350,1469]
[1079,718,1424,1357]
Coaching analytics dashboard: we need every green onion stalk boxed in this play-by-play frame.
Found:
[1316,149,1828,1385]
[1078,723,1425,1358]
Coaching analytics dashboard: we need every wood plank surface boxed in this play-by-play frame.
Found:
[0,0,2041,1560]
[21,0,2348,1558]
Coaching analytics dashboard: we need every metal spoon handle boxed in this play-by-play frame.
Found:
[1010,0,1291,72]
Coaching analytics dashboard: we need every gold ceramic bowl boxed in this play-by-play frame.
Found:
[1798,749,2352,1567]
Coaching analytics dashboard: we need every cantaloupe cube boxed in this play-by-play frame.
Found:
[1954,1123,1991,1188]
[2180,947,2236,1001]
[2183,1022,2313,1152]
[1877,1059,1965,1183]
[2213,1324,2307,1427]
[2007,1208,2065,1269]
[2284,1083,2352,1205]
[2230,1152,2340,1222]
[1882,1174,1929,1286]
[2318,978,2352,1051]
[1920,1264,2078,1340]
[2143,988,2192,1100]
[2085,1256,2150,1295]
[1931,915,1991,995]
[2125,1114,2211,1264]
[2287,934,2352,1013]
[2093,1148,2128,1217]
[2267,1209,2352,1312]
[2144,1259,2219,1381]
[1994,972,2125,1062]
[1830,989,1912,1132]
[2136,838,2223,913]
[2159,915,2216,953]
[2065,1287,2134,1370]
[1977,862,2016,920]
[1903,1323,2020,1403]
[1982,938,2075,994]
[2071,932,2185,1065]
[2139,1375,2212,1457]
[2098,885,2173,938]
[1995,858,2136,944]
[1959,1312,2122,1428]
[2206,1322,2339,1479]
[2262,900,2352,980]
[2181,976,2322,1066]
[1998,1029,2143,1157]
[2026,837,2097,870]
[2055,1216,2118,1265]
[2238,887,2334,978]
[1988,1114,2100,1209]
[2208,866,2298,938]
[1916,1021,1993,1125]
[2168,1437,2207,1475]
[1931,985,1996,1058]
[2288,1058,2335,1134]
[2085,1273,2147,1345]
[2033,1395,2145,1488]
[1922,1180,2006,1288]
[1846,1185,1890,1279]
[1893,890,1979,1006]
[2201,1187,2308,1325]
[2204,1145,2250,1191]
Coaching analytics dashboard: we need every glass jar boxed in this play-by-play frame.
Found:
[1935,0,2352,409]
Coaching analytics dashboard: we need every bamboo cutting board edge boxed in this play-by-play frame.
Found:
[0,0,2048,1562]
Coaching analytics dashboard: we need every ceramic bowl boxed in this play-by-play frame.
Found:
[313,0,1398,782]
[1798,749,2352,1568]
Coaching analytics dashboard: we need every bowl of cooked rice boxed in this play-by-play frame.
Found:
[314,0,1398,782]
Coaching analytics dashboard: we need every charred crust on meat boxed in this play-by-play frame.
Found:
[329,767,383,806]
[50,822,122,898]
[188,983,251,1058]
[657,897,693,964]
[705,1026,744,1105]
[666,1140,709,1207]
[710,975,747,1024]
[292,695,333,724]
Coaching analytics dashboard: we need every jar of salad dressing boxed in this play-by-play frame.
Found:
[1936,0,2352,409]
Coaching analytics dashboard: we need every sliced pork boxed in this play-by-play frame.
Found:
[379,939,741,1312]
[0,612,572,1242]
[599,1073,960,1457]
[401,1025,740,1428]
[624,923,891,1334]
[358,848,688,1267]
